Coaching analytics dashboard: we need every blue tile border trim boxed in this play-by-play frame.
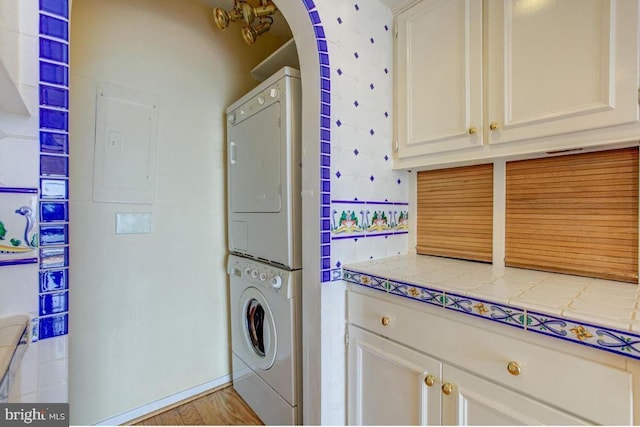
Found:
[343,267,640,361]
[302,1,331,284]
[38,0,70,341]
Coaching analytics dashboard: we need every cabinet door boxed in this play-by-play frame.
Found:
[348,326,441,425]
[440,365,589,425]
[486,0,639,146]
[395,0,483,157]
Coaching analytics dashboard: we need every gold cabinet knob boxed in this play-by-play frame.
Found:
[507,361,522,376]
[381,316,391,326]
[468,126,477,135]
[441,383,454,395]
[424,375,436,387]
[489,121,499,131]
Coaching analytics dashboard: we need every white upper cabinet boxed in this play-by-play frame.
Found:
[486,0,639,145]
[393,0,640,169]
[395,0,483,158]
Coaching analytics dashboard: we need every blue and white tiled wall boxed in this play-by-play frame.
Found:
[36,0,70,343]
[314,1,409,281]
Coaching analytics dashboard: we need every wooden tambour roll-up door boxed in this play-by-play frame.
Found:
[417,164,493,263]
[506,147,639,283]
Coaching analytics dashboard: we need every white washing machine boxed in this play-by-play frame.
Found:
[228,254,302,425]
[226,66,302,270]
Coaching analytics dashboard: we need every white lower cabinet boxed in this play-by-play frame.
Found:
[347,288,634,425]
[348,326,441,425]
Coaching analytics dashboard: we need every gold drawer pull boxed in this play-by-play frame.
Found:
[381,316,391,326]
[507,361,522,376]
[489,121,499,131]
[468,126,477,135]
[424,375,436,387]
[442,383,454,395]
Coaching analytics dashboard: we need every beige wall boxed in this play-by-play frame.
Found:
[68,0,283,423]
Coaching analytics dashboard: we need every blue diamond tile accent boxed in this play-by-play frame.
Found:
[369,129,374,135]
[354,100,359,107]
[353,149,359,156]
[354,52,359,59]
[384,155,389,161]
[370,175,375,182]
[384,68,389,74]
[355,4,359,11]
[384,25,389,31]
[337,17,342,24]
[370,37,374,44]
[384,111,389,117]
[337,68,343,76]
[336,119,342,127]
[397,179,401,184]
[336,171,341,178]
[370,83,374,90]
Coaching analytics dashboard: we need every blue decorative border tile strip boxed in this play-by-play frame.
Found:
[302,1,331,284]
[38,0,70,341]
[343,267,640,361]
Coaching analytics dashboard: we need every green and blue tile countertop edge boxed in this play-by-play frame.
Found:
[343,253,640,361]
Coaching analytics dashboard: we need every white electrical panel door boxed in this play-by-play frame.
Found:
[93,82,159,204]
[229,102,282,214]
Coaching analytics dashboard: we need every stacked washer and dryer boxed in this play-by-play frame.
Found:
[226,66,302,425]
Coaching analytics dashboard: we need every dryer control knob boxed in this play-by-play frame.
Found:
[251,269,258,279]
[269,88,278,98]
[244,267,251,277]
[259,272,267,282]
[270,275,283,289]
[257,96,265,105]
[228,113,236,124]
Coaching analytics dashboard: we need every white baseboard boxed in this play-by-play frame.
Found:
[95,375,232,426]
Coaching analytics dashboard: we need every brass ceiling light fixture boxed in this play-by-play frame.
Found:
[213,0,277,45]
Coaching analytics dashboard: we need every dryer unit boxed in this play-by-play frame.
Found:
[226,67,302,270]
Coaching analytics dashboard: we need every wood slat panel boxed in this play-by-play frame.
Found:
[417,164,493,262]
[505,147,639,283]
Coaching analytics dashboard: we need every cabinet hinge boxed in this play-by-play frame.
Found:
[345,332,349,347]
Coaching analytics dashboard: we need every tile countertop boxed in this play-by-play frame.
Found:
[0,314,29,399]
[343,254,640,361]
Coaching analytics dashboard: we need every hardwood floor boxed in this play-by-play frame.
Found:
[132,386,263,426]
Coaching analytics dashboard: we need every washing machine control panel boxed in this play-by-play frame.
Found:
[227,81,285,126]
[228,255,295,298]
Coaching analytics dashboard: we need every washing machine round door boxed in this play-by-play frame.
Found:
[240,287,277,370]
